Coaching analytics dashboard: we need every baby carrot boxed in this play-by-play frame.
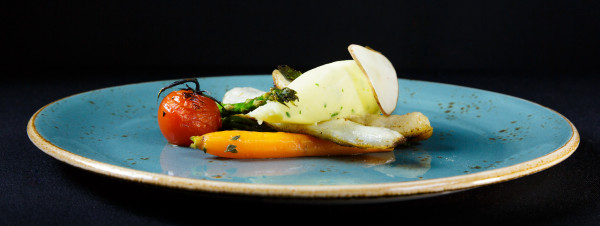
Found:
[190,130,393,159]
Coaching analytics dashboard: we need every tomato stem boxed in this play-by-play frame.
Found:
[156,78,222,106]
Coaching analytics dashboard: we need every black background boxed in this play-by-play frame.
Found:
[4,0,600,78]
[3,1,600,225]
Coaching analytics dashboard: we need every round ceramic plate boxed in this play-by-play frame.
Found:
[27,75,579,200]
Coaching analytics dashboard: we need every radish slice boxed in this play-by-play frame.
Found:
[348,44,399,115]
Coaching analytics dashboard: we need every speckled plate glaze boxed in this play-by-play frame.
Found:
[27,75,579,200]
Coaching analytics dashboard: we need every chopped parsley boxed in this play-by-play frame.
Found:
[230,135,240,141]
[225,144,238,153]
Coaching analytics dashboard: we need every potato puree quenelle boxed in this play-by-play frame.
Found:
[247,60,381,124]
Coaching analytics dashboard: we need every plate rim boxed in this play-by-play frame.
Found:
[26,76,580,199]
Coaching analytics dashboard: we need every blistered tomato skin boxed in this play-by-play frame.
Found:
[158,90,222,146]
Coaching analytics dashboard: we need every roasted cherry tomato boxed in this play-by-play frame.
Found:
[157,79,222,146]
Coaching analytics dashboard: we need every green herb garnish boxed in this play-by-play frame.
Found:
[277,65,302,81]
[225,144,238,153]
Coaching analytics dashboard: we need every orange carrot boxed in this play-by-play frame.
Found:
[190,130,393,159]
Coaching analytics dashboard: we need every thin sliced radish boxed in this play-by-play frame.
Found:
[348,44,399,115]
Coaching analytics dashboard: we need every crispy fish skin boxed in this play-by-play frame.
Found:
[345,112,433,142]
[266,118,406,149]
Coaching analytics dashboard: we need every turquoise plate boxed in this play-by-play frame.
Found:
[27,75,579,200]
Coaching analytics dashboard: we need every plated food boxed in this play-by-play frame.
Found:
[157,44,433,158]
[27,66,579,198]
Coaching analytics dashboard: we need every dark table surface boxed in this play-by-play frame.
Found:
[2,71,598,225]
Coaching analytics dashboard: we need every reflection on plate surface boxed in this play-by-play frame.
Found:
[159,144,430,185]
[27,75,579,198]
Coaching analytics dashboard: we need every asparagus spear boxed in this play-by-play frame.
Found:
[218,86,299,132]
[220,115,276,132]
[219,87,299,117]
